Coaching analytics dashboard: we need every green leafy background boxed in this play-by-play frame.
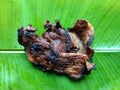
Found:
[0,0,120,90]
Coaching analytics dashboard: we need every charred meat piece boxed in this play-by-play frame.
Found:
[17,20,95,79]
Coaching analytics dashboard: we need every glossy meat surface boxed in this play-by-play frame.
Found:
[17,20,95,79]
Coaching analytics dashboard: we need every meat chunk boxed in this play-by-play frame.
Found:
[17,20,95,79]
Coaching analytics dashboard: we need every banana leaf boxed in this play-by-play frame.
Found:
[0,0,120,49]
[0,0,120,90]
[0,52,120,90]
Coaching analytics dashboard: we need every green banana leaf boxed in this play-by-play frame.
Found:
[0,0,120,49]
[0,52,120,90]
[0,0,120,90]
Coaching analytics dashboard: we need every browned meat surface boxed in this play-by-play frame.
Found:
[17,20,95,79]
